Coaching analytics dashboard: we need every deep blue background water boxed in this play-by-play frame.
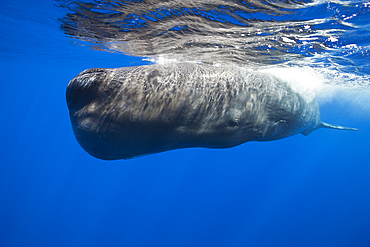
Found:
[1,1,370,246]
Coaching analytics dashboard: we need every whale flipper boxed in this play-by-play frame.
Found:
[301,122,359,136]
[320,122,359,131]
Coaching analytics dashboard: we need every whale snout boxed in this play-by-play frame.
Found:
[66,68,108,113]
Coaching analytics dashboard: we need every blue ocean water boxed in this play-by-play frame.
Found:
[1,0,369,246]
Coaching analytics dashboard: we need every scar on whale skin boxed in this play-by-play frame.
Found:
[66,63,358,160]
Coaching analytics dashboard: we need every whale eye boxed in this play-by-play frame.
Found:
[228,108,243,127]
[229,118,239,127]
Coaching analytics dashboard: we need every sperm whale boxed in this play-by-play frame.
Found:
[66,63,358,160]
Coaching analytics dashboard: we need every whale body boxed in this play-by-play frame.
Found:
[66,63,357,160]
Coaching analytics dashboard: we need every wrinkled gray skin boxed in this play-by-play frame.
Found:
[66,63,355,160]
